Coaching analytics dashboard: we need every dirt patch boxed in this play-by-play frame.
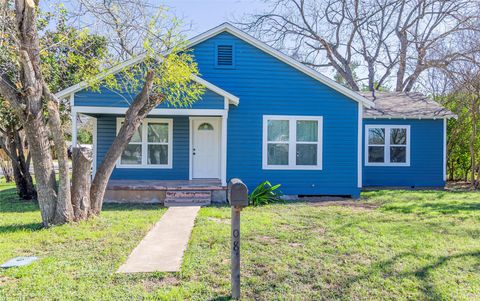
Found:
[255,235,279,244]
[0,275,16,286]
[142,276,179,292]
[207,217,230,224]
[308,201,379,209]
[288,242,304,248]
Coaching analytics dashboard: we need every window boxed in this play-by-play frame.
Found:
[215,43,235,68]
[263,116,323,170]
[365,125,410,166]
[116,118,173,168]
[198,123,214,131]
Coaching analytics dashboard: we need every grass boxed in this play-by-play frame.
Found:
[1,182,479,300]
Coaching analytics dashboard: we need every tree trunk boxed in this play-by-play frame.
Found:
[46,99,73,224]
[470,97,478,187]
[0,149,13,182]
[395,31,408,92]
[90,71,156,214]
[23,113,58,227]
[6,129,36,200]
[71,147,92,221]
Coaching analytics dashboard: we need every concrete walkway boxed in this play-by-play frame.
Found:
[117,206,200,273]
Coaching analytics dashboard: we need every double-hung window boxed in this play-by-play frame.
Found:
[116,118,173,168]
[263,115,323,170]
[365,125,410,166]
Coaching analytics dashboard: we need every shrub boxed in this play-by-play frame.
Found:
[248,181,283,206]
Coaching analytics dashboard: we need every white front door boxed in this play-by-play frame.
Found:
[192,118,221,179]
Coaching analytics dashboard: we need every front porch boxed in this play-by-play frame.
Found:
[104,179,227,205]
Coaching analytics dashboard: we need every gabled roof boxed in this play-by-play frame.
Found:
[56,22,373,108]
[188,23,374,108]
[56,57,239,106]
[361,92,457,119]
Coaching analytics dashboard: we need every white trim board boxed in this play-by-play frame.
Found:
[357,105,363,188]
[73,106,227,117]
[59,23,373,109]
[56,59,239,106]
[443,118,447,182]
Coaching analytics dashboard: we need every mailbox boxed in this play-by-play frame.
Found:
[227,178,249,208]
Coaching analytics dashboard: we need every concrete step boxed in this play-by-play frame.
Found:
[164,191,211,207]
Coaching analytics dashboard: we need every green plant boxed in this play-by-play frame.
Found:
[248,181,283,206]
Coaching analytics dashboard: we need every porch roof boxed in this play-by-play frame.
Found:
[56,67,239,107]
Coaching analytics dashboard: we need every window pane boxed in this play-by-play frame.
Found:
[148,145,168,165]
[267,120,289,142]
[121,144,142,165]
[296,144,317,165]
[390,146,406,163]
[390,128,407,145]
[148,123,168,143]
[267,143,288,165]
[368,128,385,144]
[296,120,318,142]
[121,122,142,142]
[368,146,384,163]
[198,123,214,131]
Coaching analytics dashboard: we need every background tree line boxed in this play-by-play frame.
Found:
[240,0,480,187]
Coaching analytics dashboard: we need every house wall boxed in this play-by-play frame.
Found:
[362,119,445,187]
[87,31,363,197]
[96,115,190,180]
[75,87,225,109]
[193,32,361,197]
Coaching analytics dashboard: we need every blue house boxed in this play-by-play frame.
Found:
[57,23,455,204]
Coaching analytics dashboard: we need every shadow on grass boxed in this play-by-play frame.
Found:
[382,202,480,214]
[208,296,231,301]
[102,203,164,212]
[0,187,39,213]
[0,222,43,234]
[339,251,480,300]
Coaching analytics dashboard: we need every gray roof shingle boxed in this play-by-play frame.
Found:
[361,92,456,119]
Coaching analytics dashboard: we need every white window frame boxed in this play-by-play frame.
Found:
[262,115,323,170]
[116,118,173,169]
[365,124,410,167]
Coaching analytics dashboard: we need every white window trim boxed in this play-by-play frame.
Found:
[262,115,323,170]
[365,124,411,167]
[116,118,173,169]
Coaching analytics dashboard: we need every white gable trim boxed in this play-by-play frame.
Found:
[55,55,239,106]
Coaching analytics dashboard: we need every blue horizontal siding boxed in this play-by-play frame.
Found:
[96,115,189,180]
[75,87,224,109]
[193,32,360,197]
[362,119,445,187]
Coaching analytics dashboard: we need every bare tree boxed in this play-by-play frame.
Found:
[239,0,479,92]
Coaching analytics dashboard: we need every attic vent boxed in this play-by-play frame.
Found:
[216,44,235,68]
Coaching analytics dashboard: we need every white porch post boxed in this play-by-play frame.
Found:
[92,117,98,176]
[221,113,228,186]
[72,109,78,147]
[357,104,363,188]
[443,118,447,182]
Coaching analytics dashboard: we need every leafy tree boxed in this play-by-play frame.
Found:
[0,1,204,226]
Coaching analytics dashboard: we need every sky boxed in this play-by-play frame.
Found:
[161,0,268,35]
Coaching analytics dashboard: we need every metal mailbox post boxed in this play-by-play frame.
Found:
[227,178,248,300]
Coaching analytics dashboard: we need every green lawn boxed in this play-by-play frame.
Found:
[1,181,479,300]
